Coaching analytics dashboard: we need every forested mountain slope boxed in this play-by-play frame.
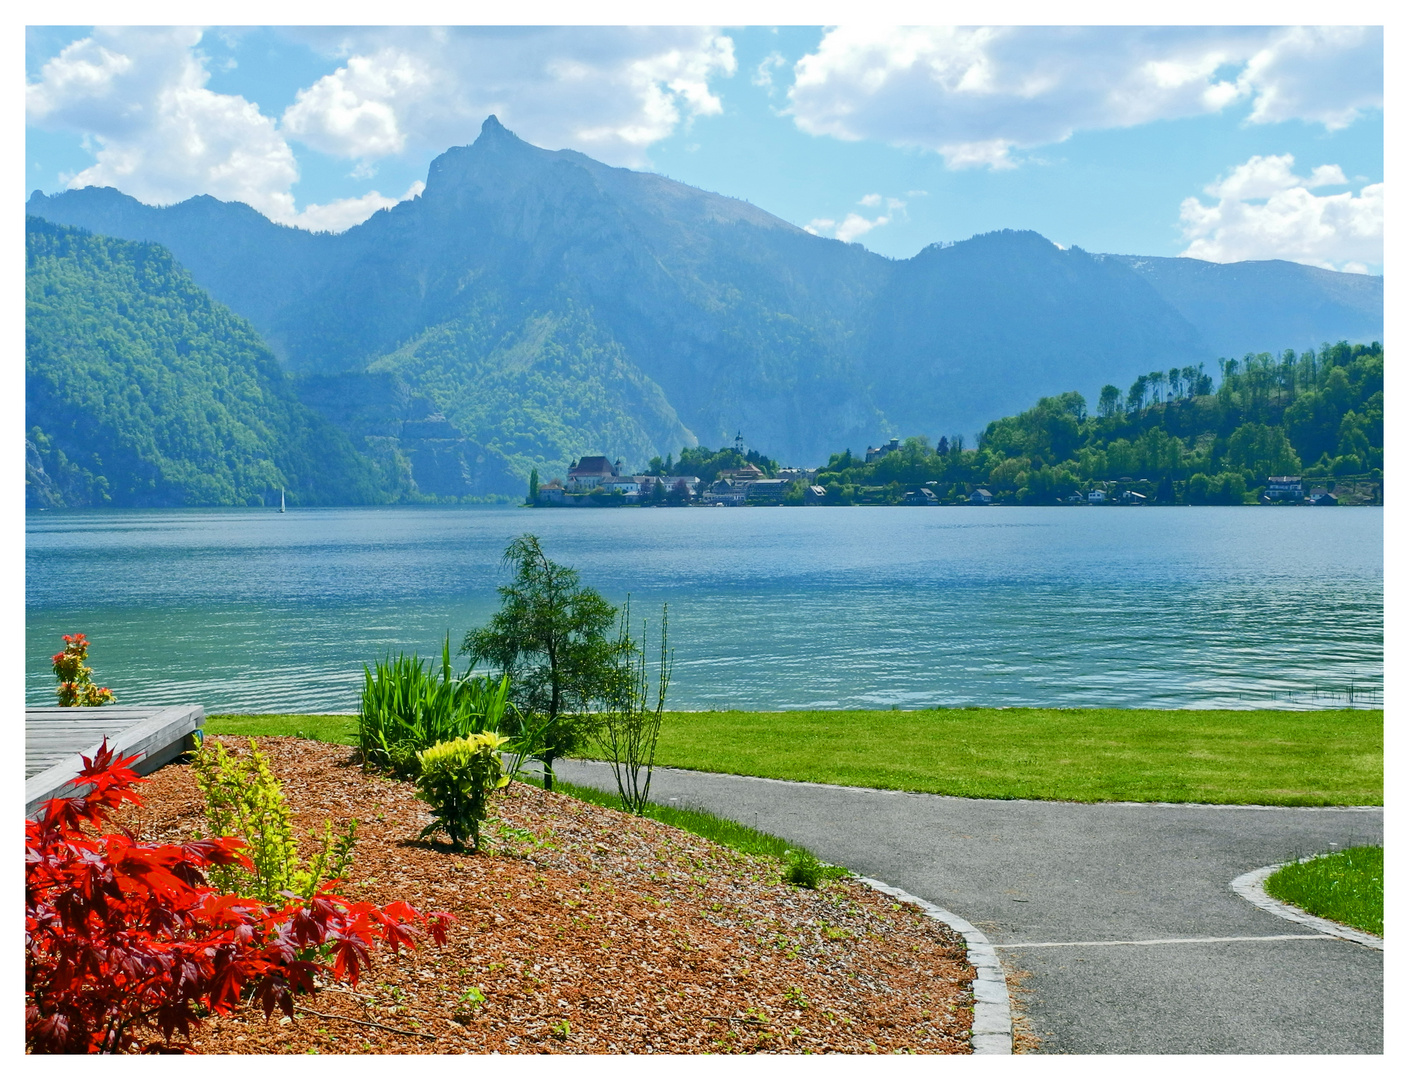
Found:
[25,217,390,508]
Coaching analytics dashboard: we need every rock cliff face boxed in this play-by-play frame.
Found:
[27,116,1383,480]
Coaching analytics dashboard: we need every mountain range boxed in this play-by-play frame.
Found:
[26,115,1382,500]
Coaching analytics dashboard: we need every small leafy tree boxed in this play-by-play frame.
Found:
[414,732,510,852]
[26,741,450,1054]
[462,534,625,790]
[51,633,114,707]
[598,600,672,815]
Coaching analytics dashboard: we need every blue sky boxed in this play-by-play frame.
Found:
[25,23,1384,271]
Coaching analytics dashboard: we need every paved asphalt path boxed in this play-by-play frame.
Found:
[554,760,1383,1054]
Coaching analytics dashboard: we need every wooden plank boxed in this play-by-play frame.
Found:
[26,704,204,818]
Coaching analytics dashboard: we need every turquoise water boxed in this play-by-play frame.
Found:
[25,505,1382,713]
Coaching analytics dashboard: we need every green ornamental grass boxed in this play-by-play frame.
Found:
[1264,846,1383,937]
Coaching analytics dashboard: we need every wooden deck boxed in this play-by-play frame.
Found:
[26,704,205,818]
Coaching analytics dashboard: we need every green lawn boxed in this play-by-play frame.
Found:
[205,713,357,745]
[1264,846,1383,936]
[642,708,1382,806]
[205,707,1382,806]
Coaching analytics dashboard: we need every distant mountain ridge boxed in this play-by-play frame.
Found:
[26,116,1383,487]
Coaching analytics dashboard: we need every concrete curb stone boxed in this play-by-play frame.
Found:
[855,876,1012,1055]
[1230,862,1384,951]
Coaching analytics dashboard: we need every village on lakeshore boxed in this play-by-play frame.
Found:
[530,435,1376,509]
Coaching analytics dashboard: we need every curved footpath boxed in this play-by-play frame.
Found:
[555,760,1383,1055]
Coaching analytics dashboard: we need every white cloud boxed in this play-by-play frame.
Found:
[805,211,891,243]
[787,26,1381,169]
[806,190,910,244]
[753,50,787,92]
[835,212,890,242]
[279,27,737,168]
[29,28,302,220]
[1179,155,1381,272]
[26,27,737,230]
[288,180,425,234]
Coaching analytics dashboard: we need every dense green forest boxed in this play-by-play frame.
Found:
[26,217,393,508]
[807,341,1383,505]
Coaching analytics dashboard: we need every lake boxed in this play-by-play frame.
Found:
[25,505,1383,714]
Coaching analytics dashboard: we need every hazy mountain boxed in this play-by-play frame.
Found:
[1107,254,1383,359]
[27,115,1383,482]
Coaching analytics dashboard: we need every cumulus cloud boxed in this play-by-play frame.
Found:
[289,180,425,234]
[787,26,1381,169]
[805,192,907,243]
[280,27,736,168]
[806,214,892,242]
[27,27,301,219]
[1179,154,1382,271]
[26,27,737,230]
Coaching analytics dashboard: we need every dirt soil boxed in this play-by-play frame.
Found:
[115,736,976,1054]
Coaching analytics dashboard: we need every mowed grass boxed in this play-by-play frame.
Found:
[206,707,1382,806]
[205,713,357,745]
[641,708,1382,806]
[1264,846,1383,936]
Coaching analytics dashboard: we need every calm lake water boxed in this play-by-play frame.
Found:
[25,506,1382,714]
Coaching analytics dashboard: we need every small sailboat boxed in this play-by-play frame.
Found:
[279,488,286,513]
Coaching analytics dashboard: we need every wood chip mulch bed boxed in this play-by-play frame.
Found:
[114,736,975,1054]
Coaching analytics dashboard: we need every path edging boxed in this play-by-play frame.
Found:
[1229,862,1383,951]
[856,876,1012,1055]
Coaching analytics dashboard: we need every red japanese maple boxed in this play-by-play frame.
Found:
[26,740,451,1053]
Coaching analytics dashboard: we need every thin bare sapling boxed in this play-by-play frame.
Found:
[598,600,672,815]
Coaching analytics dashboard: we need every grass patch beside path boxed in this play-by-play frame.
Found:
[641,708,1382,806]
[1264,846,1383,936]
[531,775,845,880]
[205,707,1382,806]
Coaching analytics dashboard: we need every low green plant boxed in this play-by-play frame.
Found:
[782,849,824,889]
[1264,845,1383,937]
[414,732,511,852]
[358,634,534,778]
[192,737,356,903]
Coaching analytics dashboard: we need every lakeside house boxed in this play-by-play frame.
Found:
[969,488,993,505]
[1263,476,1304,503]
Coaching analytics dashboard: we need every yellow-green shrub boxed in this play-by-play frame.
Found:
[192,737,356,902]
[414,732,510,852]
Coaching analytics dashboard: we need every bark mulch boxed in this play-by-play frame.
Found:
[116,736,975,1054]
